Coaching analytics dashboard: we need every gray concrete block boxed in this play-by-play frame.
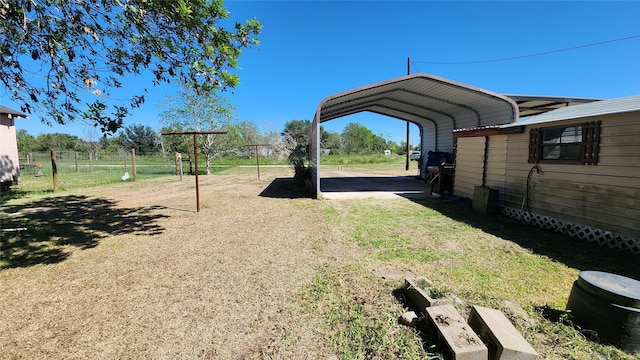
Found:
[426,304,488,360]
[468,305,538,360]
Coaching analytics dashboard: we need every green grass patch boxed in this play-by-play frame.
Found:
[320,153,405,166]
[317,196,639,359]
[375,247,441,263]
[299,265,435,359]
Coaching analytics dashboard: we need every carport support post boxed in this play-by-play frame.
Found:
[405,57,411,171]
[406,122,410,171]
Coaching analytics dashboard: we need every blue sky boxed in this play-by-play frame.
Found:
[3,1,640,144]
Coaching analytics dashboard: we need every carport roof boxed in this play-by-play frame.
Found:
[505,95,602,117]
[314,73,519,128]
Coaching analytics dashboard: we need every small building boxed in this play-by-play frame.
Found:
[0,105,28,190]
[454,95,640,254]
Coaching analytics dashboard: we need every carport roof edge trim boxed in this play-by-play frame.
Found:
[313,72,520,125]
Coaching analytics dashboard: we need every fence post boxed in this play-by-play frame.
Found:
[175,152,183,181]
[50,149,58,193]
[75,151,79,172]
[131,148,137,181]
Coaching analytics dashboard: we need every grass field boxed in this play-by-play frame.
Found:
[1,163,637,359]
[11,152,406,197]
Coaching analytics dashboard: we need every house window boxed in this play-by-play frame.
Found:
[528,121,601,165]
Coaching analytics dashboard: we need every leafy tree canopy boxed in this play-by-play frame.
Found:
[16,129,37,153]
[119,124,159,155]
[1,0,261,134]
[281,119,311,146]
[34,132,82,151]
[159,83,236,173]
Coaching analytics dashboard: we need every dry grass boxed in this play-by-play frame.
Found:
[1,167,350,359]
[1,165,637,359]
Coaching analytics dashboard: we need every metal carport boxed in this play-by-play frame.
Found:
[310,73,519,198]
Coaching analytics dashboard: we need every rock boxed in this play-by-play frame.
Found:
[398,311,419,327]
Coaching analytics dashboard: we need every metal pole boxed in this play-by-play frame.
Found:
[161,131,227,212]
[193,133,200,212]
[406,57,411,171]
[255,145,261,180]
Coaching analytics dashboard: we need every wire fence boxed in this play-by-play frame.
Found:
[15,148,292,194]
[17,151,179,193]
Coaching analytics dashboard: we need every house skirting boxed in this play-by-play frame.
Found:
[502,207,640,255]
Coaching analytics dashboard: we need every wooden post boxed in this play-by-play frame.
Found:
[131,148,137,181]
[178,153,183,181]
[89,151,93,174]
[50,149,58,193]
[175,152,180,175]
[75,151,79,172]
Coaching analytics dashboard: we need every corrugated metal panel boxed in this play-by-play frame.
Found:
[502,94,640,128]
[311,73,519,198]
[317,73,518,126]
[505,95,601,117]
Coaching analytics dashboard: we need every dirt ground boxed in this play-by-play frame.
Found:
[1,166,379,359]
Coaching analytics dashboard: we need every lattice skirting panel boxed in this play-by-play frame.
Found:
[502,207,640,255]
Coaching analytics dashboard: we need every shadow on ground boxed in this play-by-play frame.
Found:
[408,196,639,281]
[320,175,426,194]
[0,195,168,269]
[259,177,312,199]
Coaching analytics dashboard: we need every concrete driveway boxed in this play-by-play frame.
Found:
[319,170,429,199]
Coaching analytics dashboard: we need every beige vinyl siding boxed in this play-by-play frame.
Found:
[484,135,507,200]
[453,137,485,199]
[502,112,640,238]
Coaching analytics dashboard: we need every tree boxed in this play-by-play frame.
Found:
[1,0,261,134]
[281,120,311,146]
[323,131,342,153]
[15,129,37,153]
[100,135,122,155]
[159,125,192,157]
[235,120,262,146]
[159,85,235,174]
[35,133,80,151]
[119,124,159,155]
[217,120,264,157]
[342,122,374,153]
